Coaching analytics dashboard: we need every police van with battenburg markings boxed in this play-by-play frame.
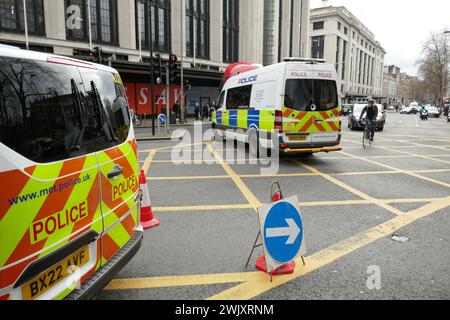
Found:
[0,46,143,300]
[212,58,343,157]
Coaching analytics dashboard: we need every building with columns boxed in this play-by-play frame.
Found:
[309,6,386,103]
[0,0,310,116]
[382,65,401,106]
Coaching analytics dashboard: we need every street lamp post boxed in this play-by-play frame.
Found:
[442,31,450,109]
[22,0,29,50]
[138,0,156,136]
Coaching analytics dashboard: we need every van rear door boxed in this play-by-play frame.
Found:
[79,69,140,266]
[0,57,104,300]
[282,64,340,143]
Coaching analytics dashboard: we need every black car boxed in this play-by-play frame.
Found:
[348,104,386,131]
[342,104,353,116]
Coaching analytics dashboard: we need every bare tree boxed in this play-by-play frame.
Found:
[418,30,449,107]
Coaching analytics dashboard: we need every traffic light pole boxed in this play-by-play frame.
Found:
[180,0,185,124]
[145,0,156,136]
[166,64,170,134]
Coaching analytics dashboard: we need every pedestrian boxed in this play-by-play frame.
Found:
[173,102,180,120]
[202,104,209,121]
[195,103,200,121]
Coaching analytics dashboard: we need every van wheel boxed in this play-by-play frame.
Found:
[214,129,225,144]
[249,132,260,158]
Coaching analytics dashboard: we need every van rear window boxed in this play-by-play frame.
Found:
[0,57,130,163]
[284,79,338,112]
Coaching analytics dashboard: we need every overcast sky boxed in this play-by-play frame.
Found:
[310,0,450,76]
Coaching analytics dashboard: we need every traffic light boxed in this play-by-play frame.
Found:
[184,80,191,91]
[169,54,178,84]
[153,54,162,85]
[90,46,102,64]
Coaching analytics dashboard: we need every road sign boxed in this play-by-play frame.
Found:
[258,196,305,272]
[158,114,166,125]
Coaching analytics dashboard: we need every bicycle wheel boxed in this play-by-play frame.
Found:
[363,128,370,149]
[134,118,142,127]
[369,130,374,146]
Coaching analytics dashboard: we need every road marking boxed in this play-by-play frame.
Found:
[207,144,262,209]
[380,146,450,166]
[347,132,450,152]
[149,175,231,181]
[105,272,264,291]
[106,196,450,297]
[415,114,419,128]
[292,160,405,216]
[207,195,450,300]
[146,168,450,182]
[150,198,440,213]
[153,204,254,212]
[381,133,450,142]
[342,139,450,166]
[142,149,157,175]
[340,150,450,188]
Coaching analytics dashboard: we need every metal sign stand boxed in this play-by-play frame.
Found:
[245,182,306,282]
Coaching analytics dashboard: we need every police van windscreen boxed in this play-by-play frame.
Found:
[0,57,131,164]
[284,79,338,112]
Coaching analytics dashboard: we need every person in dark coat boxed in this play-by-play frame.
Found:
[194,103,200,121]
[173,102,180,119]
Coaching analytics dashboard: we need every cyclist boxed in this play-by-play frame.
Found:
[360,99,379,142]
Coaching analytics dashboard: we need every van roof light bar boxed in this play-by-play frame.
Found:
[283,57,327,64]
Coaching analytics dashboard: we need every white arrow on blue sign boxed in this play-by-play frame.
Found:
[258,196,305,269]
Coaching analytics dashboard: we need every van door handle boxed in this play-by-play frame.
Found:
[107,165,123,179]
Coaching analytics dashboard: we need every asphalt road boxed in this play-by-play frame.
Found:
[98,112,450,300]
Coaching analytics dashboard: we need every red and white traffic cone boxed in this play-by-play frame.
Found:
[140,169,160,230]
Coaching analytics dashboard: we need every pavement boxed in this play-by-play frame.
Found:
[98,112,450,300]
[134,119,212,141]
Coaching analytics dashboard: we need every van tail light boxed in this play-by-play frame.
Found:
[275,110,283,133]
[0,294,10,300]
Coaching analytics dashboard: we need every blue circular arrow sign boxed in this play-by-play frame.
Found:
[263,201,303,264]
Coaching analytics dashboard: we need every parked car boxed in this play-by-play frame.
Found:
[342,104,353,116]
[400,106,418,115]
[427,106,441,118]
[348,103,386,131]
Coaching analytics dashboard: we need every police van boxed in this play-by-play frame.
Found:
[0,46,142,300]
[213,58,343,157]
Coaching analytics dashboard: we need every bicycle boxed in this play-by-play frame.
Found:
[130,110,142,127]
[361,119,375,149]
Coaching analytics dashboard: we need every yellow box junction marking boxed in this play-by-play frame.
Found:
[112,139,450,300]
[105,196,450,300]
[206,143,261,209]
[291,159,405,216]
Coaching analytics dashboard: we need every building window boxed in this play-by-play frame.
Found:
[344,27,348,35]
[335,36,340,71]
[65,0,118,45]
[223,0,239,63]
[313,21,324,30]
[0,0,45,35]
[263,0,276,65]
[341,40,347,81]
[337,21,341,30]
[311,35,324,60]
[186,0,210,59]
[136,0,170,52]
